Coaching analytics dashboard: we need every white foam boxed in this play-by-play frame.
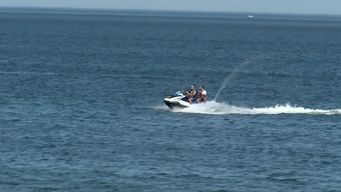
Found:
[170,101,341,115]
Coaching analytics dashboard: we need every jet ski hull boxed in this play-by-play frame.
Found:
[164,98,190,108]
[163,92,191,109]
[163,90,206,109]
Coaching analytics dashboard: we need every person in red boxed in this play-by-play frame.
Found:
[197,85,208,103]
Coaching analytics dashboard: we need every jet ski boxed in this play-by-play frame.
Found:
[164,91,191,108]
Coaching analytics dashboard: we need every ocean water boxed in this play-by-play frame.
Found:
[1,9,341,192]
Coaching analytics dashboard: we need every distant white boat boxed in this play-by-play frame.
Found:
[248,15,254,18]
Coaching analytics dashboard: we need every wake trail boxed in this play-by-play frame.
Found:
[169,101,341,115]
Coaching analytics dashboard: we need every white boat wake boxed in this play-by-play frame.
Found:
[167,101,341,115]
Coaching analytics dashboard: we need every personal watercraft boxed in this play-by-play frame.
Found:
[164,91,191,109]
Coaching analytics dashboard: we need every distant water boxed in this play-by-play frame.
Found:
[1,8,341,192]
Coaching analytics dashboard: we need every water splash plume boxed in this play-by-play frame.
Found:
[214,54,264,101]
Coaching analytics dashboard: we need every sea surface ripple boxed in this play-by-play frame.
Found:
[1,9,341,192]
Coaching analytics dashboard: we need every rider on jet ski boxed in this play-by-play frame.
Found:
[197,85,208,102]
[185,84,208,104]
[186,84,197,104]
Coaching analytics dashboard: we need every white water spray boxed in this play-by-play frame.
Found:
[155,54,341,116]
[169,101,341,115]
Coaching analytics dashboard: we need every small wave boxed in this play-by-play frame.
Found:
[152,105,169,111]
[170,101,341,115]
[0,71,57,76]
[100,74,184,80]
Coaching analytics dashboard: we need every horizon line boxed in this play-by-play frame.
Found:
[1,6,341,17]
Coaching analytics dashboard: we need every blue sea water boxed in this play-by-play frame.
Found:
[0,8,341,191]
